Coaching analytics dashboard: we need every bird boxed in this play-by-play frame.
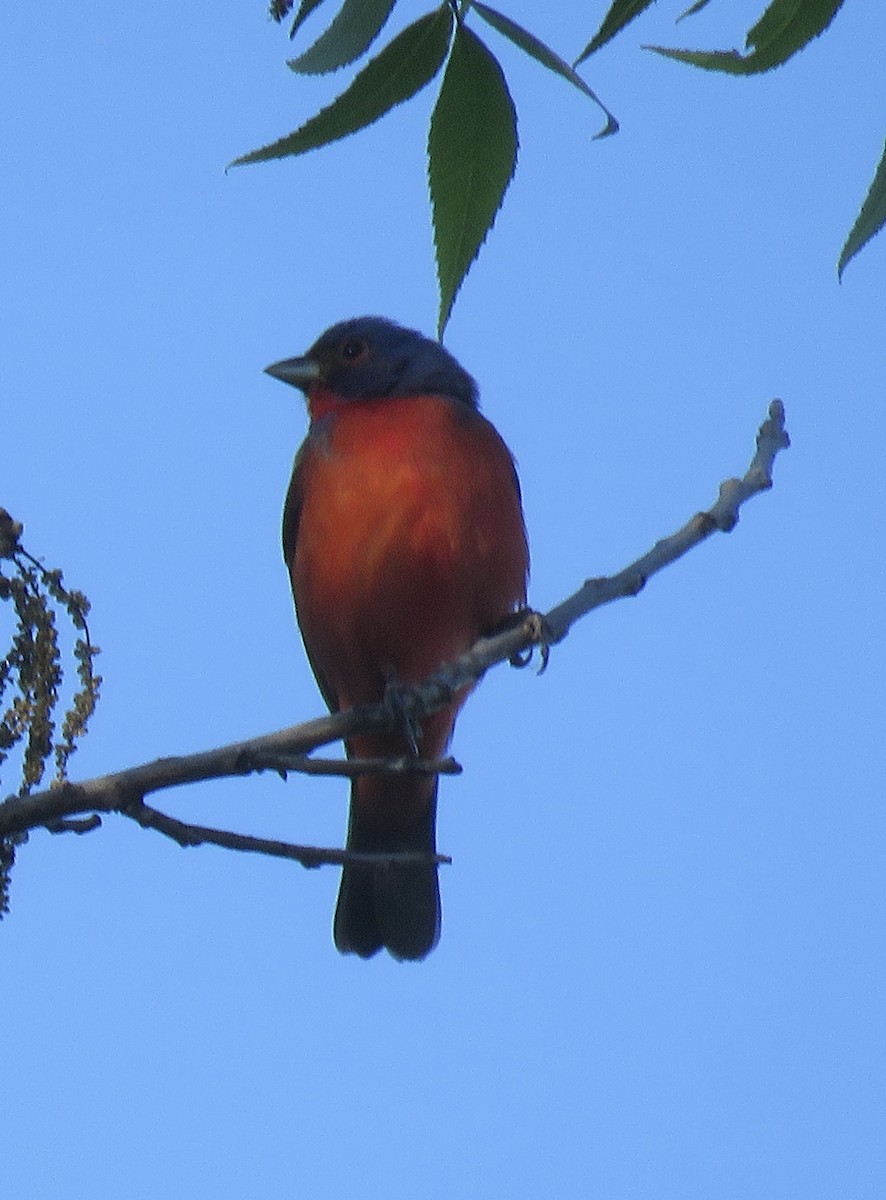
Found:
[265,317,529,961]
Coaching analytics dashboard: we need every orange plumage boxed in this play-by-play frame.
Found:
[267,318,528,960]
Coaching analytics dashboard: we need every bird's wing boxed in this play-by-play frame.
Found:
[282,441,339,714]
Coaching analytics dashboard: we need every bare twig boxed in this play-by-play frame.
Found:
[254,753,463,778]
[0,401,789,871]
[541,398,790,642]
[118,795,452,869]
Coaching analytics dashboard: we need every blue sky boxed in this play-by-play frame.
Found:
[3,2,885,1197]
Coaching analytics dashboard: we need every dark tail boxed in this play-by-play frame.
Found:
[333,777,441,962]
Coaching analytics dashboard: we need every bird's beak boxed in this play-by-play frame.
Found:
[264,355,322,391]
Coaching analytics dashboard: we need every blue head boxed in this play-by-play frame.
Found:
[265,317,479,409]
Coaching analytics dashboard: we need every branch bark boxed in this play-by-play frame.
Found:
[0,400,789,869]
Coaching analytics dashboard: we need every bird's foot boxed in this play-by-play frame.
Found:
[495,607,552,673]
[382,675,422,756]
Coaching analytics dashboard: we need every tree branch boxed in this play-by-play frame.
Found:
[115,794,452,869]
[0,400,789,869]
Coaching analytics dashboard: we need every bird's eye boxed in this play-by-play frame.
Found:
[340,338,368,363]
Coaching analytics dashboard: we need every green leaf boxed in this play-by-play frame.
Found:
[838,140,886,279]
[269,0,297,24]
[289,0,398,75]
[232,6,453,167]
[648,0,845,75]
[575,0,656,64]
[428,23,518,337]
[286,0,327,38]
[472,2,617,137]
[678,0,715,19]
[746,0,839,55]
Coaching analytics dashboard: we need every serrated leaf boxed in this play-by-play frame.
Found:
[287,0,327,38]
[648,0,845,75]
[575,0,656,65]
[473,2,617,137]
[232,6,453,167]
[839,140,886,279]
[289,0,398,75]
[428,24,518,337]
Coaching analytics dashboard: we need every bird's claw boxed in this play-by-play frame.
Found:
[383,678,422,756]
[508,609,552,674]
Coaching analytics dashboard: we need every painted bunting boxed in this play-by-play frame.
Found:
[266,317,529,960]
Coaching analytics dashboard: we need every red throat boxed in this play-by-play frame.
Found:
[306,384,350,423]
